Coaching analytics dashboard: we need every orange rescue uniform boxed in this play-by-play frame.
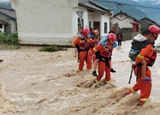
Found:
[129,44,153,105]
[93,43,113,83]
[73,37,92,71]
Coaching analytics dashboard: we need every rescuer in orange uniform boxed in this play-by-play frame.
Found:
[73,28,92,71]
[125,25,160,105]
[92,33,117,83]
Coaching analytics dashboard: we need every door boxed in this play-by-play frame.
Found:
[94,22,100,36]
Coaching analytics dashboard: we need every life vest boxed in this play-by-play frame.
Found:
[89,39,99,48]
[99,48,112,68]
[146,49,157,67]
[100,48,112,58]
[78,38,89,51]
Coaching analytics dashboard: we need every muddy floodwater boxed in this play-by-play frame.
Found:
[0,40,160,115]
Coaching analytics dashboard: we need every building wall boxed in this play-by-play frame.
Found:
[88,12,101,29]
[9,20,17,34]
[88,12,94,28]
[111,14,133,29]
[72,7,111,38]
[72,6,88,38]
[140,19,156,29]
[83,11,111,38]
[11,0,78,45]
[101,14,110,37]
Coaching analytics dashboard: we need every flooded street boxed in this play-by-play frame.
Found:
[0,42,160,115]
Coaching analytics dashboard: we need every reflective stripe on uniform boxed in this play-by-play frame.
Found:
[106,80,110,84]
[140,98,148,102]
[93,47,97,52]
[131,88,135,93]
[79,39,83,43]
[95,79,99,83]
[137,54,144,59]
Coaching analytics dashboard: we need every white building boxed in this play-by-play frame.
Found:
[11,0,112,45]
[73,0,112,38]
[111,11,141,33]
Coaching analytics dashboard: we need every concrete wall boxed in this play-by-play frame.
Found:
[9,20,17,34]
[73,7,111,38]
[87,12,111,37]
[88,12,94,28]
[11,0,78,45]
[122,32,138,41]
[101,14,110,37]
[72,6,88,37]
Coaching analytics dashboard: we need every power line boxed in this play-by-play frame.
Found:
[96,0,160,9]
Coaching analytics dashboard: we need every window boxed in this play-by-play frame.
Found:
[104,22,107,33]
[78,18,84,28]
[89,22,91,29]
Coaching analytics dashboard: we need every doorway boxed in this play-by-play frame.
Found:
[94,21,100,36]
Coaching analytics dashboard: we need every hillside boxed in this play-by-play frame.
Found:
[93,0,160,24]
[0,0,160,24]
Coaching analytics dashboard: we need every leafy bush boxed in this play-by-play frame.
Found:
[0,32,18,45]
[39,45,67,52]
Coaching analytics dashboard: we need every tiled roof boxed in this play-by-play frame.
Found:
[0,8,16,20]
[78,0,112,14]
[140,17,156,24]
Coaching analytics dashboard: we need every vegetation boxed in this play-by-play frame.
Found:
[140,27,147,34]
[0,32,18,45]
[39,45,67,52]
[0,32,19,49]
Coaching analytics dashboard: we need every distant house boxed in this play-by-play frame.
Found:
[11,0,112,45]
[76,0,112,37]
[140,17,158,30]
[110,11,141,33]
[0,8,17,34]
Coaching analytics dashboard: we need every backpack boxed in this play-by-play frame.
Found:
[129,39,154,61]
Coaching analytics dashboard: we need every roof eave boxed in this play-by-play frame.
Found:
[78,4,112,15]
[0,11,16,20]
[89,0,113,12]
[113,11,140,22]
[140,17,156,24]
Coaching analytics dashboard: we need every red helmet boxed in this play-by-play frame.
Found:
[94,29,99,35]
[83,28,90,36]
[108,33,116,41]
[148,25,160,34]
